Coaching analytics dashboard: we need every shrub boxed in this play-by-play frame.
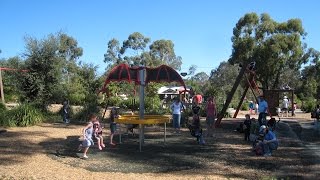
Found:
[0,103,6,111]
[1,104,43,127]
[241,103,249,111]
[73,103,100,122]
[301,98,317,113]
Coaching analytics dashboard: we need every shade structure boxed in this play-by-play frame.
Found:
[100,63,186,151]
[100,63,186,93]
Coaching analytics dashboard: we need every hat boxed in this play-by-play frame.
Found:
[284,96,287,99]
[259,125,267,132]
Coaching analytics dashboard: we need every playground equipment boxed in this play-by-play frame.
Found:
[215,62,294,127]
[115,115,170,145]
[100,63,186,151]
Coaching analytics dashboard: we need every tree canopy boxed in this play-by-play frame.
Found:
[229,13,319,89]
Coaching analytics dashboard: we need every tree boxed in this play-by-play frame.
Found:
[20,33,92,108]
[104,32,182,70]
[21,34,63,108]
[103,32,184,107]
[229,13,317,89]
[191,72,209,82]
[188,65,197,76]
[149,40,182,70]
[209,61,243,108]
[0,56,25,102]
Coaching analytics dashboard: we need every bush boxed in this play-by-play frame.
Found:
[73,103,100,122]
[0,103,7,111]
[301,98,317,113]
[241,103,249,111]
[0,104,44,127]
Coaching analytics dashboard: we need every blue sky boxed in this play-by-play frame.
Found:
[1,0,319,75]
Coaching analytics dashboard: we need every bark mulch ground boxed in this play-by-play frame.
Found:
[0,116,319,179]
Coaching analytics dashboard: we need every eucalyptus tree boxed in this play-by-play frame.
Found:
[229,13,317,89]
[103,32,183,109]
[209,61,242,107]
[149,39,182,70]
[104,32,182,70]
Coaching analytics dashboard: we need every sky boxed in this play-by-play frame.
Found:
[0,0,319,76]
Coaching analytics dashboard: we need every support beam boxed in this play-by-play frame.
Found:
[233,85,249,118]
[215,63,248,127]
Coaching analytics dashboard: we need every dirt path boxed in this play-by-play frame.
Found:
[0,115,319,179]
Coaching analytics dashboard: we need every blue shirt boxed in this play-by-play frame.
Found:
[249,102,254,109]
[258,99,268,113]
[264,130,276,141]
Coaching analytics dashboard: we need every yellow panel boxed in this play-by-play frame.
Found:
[115,115,170,124]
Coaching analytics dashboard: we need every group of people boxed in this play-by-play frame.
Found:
[241,95,279,156]
[75,93,282,158]
[170,95,217,145]
[241,113,278,157]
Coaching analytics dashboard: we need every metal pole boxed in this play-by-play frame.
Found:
[139,67,145,152]
[164,122,166,144]
[0,69,5,104]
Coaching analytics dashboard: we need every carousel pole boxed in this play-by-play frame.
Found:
[139,66,145,152]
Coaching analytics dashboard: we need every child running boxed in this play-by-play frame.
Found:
[78,114,98,159]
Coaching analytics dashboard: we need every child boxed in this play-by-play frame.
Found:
[93,119,105,150]
[249,118,258,142]
[109,107,118,145]
[243,114,251,141]
[78,114,98,159]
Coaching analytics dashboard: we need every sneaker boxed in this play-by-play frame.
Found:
[83,155,88,159]
[101,144,105,148]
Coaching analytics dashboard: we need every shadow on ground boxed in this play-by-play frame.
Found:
[14,119,319,179]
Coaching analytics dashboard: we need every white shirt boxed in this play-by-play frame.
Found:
[171,102,183,115]
[283,98,289,109]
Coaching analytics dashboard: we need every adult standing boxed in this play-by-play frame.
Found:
[258,95,268,127]
[205,97,217,137]
[282,96,289,117]
[193,93,203,104]
[62,100,70,124]
[170,98,184,134]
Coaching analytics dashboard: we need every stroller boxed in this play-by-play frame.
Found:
[186,115,205,145]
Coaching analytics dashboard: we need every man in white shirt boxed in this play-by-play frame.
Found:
[282,96,289,117]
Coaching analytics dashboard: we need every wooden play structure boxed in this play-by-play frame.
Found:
[215,62,294,127]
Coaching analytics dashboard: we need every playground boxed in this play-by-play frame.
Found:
[0,112,319,179]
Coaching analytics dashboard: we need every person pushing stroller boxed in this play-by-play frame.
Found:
[186,102,205,145]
